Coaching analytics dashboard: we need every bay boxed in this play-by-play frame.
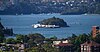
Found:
[0,14,100,38]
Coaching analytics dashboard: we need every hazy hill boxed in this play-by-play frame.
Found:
[0,0,100,15]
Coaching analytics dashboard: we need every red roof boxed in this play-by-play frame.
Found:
[81,41,100,46]
[55,43,73,46]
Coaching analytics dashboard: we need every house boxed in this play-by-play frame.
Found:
[17,43,25,52]
[81,41,100,52]
[15,43,29,52]
[52,39,74,52]
[53,39,69,46]
[92,26,100,38]
[54,43,74,52]
[0,43,29,52]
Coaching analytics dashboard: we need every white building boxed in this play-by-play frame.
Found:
[52,39,69,47]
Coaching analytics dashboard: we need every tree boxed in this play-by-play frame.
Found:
[50,36,57,40]
[23,35,29,43]
[75,34,89,44]
[72,34,77,38]
[16,34,24,43]
[28,33,45,44]
[0,34,5,43]
[69,34,77,44]
[6,38,16,44]
[42,43,58,52]
[28,39,36,48]
[69,34,89,52]
[93,34,100,43]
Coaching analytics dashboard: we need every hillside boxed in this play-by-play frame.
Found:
[0,0,100,15]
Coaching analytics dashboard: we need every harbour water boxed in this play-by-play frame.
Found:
[0,14,100,38]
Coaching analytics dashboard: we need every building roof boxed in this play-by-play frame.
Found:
[92,26,98,27]
[81,41,100,46]
[55,43,73,46]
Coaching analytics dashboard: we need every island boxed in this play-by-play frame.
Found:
[32,17,69,28]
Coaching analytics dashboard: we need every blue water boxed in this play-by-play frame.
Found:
[0,14,100,38]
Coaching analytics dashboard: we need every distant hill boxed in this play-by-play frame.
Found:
[0,0,100,15]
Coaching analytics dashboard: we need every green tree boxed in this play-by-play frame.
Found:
[93,34,100,43]
[69,34,89,52]
[6,38,16,44]
[28,39,36,48]
[42,43,58,52]
[28,33,45,44]
[16,34,24,43]
[0,49,3,52]
[31,47,39,52]
[74,34,89,44]
[0,36,5,43]
[23,35,29,43]
[50,36,57,40]
[69,34,77,44]
[0,33,5,43]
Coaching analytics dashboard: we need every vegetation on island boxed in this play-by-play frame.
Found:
[38,17,69,27]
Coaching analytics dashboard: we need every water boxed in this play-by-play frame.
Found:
[0,14,100,38]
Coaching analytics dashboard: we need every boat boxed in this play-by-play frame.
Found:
[32,24,60,28]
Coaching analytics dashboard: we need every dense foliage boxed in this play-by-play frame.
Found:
[26,33,100,52]
[69,33,100,52]
[39,17,69,27]
[6,38,16,44]
[0,32,100,52]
